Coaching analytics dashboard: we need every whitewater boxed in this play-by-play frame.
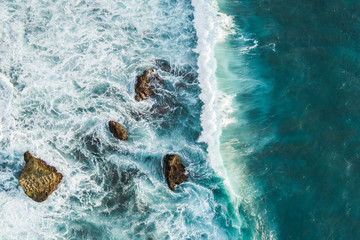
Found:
[0,0,257,239]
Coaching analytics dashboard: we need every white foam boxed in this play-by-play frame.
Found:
[192,0,220,168]
[216,12,235,42]
[235,34,259,54]
[218,92,237,127]
[191,0,237,188]
[191,4,279,238]
[0,74,12,113]
[0,74,14,143]
[0,0,244,238]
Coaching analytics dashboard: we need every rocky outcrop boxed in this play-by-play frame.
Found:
[164,154,188,191]
[18,152,63,202]
[109,121,128,140]
[135,69,164,101]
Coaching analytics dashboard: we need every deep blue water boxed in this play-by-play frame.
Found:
[217,0,360,239]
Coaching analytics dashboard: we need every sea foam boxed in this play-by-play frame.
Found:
[191,0,238,195]
[192,0,230,169]
[0,0,243,239]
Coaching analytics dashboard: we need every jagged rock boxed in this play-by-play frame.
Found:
[109,121,128,140]
[18,152,63,202]
[135,69,164,101]
[164,154,188,191]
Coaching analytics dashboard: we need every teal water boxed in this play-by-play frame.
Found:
[217,0,360,239]
[1,0,358,239]
[0,0,244,239]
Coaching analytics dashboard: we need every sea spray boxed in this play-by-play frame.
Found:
[191,0,234,177]
[0,0,245,239]
[0,74,14,142]
[191,1,250,237]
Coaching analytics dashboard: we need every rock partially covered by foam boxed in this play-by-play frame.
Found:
[164,154,188,191]
[135,69,164,101]
[109,121,128,140]
[18,152,63,202]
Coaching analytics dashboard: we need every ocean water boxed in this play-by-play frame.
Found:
[0,0,244,239]
[1,0,359,239]
[216,0,360,239]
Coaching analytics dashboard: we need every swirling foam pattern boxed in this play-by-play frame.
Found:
[0,0,246,239]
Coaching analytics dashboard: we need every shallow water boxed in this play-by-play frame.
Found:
[216,0,360,239]
[2,0,358,239]
[0,0,244,239]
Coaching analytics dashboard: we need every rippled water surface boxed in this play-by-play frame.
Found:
[2,0,359,239]
[216,0,360,239]
[0,0,244,239]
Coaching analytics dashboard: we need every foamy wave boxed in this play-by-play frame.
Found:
[0,74,14,143]
[216,12,235,42]
[0,74,12,115]
[238,34,259,53]
[0,0,244,238]
[192,0,218,169]
[191,0,235,173]
[218,92,237,127]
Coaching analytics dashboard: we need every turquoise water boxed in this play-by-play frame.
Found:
[0,0,243,239]
[1,0,358,239]
[216,0,360,239]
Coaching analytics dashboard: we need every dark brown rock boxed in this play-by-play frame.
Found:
[135,69,164,101]
[164,154,188,191]
[109,121,128,140]
[18,152,63,202]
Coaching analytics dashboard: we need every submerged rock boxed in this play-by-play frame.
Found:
[164,154,188,191]
[109,121,128,140]
[135,69,164,101]
[155,59,171,72]
[175,82,186,89]
[18,152,63,202]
